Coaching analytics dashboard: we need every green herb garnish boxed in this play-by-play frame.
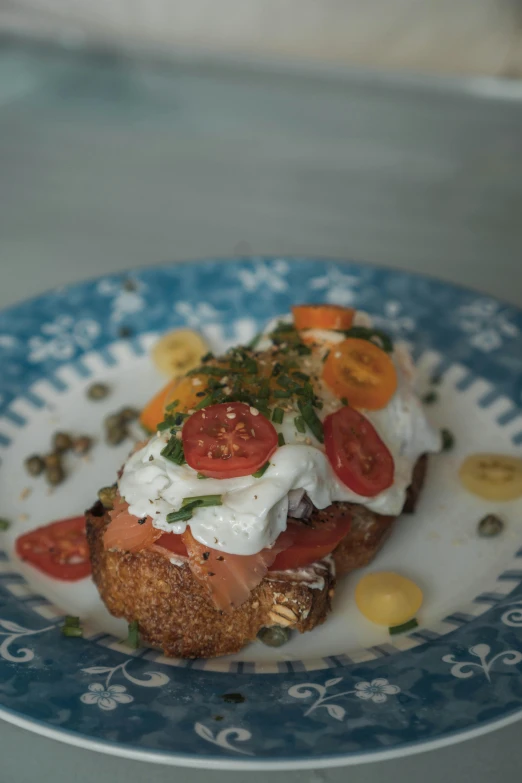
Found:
[343,326,393,353]
[201,351,214,363]
[62,625,83,638]
[298,400,324,443]
[194,393,215,410]
[291,371,310,382]
[441,428,455,451]
[126,620,140,649]
[164,398,180,412]
[167,494,223,524]
[294,416,306,433]
[340,397,348,406]
[278,432,286,447]
[273,390,292,399]
[157,416,181,431]
[161,436,186,465]
[272,407,285,424]
[197,472,208,480]
[389,618,418,635]
[252,461,270,478]
[0,518,10,531]
[62,616,83,638]
[181,494,223,508]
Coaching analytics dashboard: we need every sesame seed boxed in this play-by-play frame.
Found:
[175,431,182,439]
[250,407,259,416]
[187,409,195,415]
[226,413,236,419]
[334,352,341,358]
[192,378,203,386]
[227,406,233,412]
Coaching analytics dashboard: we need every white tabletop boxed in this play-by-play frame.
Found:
[1,36,522,782]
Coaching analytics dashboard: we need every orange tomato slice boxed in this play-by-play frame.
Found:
[140,374,208,432]
[322,338,397,410]
[292,304,355,332]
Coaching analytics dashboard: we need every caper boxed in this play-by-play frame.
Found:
[98,485,117,509]
[73,435,93,455]
[478,513,504,538]
[25,454,45,477]
[257,626,291,647]
[441,428,455,451]
[106,426,128,446]
[44,452,63,469]
[105,413,123,429]
[87,382,111,401]
[53,431,73,453]
[46,464,65,486]
[119,406,140,422]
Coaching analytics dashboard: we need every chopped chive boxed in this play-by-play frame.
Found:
[276,374,293,388]
[194,393,214,410]
[0,518,10,531]
[294,416,306,433]
[389,618,418,635]
[252,461,270,478]
[322,350,330,363]
[157,417,180,431]
[165,398,180,412]
[166,507,194,523]
[201,351,214,363]
[64,615,80,627]
[62,625,83,638]
[126,620,140,649]
[272,407,285,424]
[441,428,455,451]
[181,494,222,508]
[271,362,282,377]
[278,432,286,447]
[343,326,393,354]
[244,358,258,374]
[341,397,348,406]
[188,366,231,377]
[273,390,292,399]
[247,333,262,350]
[197,472,208,480]
[422,391,438,405]
[298,400,324,443]
[291,371,310,382]
[161,436,186,465]
[296,343,312,356]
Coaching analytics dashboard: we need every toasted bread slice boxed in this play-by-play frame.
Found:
[86,455,427,658]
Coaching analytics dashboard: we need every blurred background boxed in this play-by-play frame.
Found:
[1,0,522,76]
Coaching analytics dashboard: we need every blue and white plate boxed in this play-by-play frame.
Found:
[1,257,522,770]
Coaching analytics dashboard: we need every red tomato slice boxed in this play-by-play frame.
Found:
[182,402,278,478]
[15,516,91,581]
[324,407,394,497]
[269,518,349,571]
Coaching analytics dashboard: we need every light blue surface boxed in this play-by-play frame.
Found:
[1,258,522,766]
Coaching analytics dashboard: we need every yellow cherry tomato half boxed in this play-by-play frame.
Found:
[459,453,522,501]
[152,329,209,378]
[322,338,397,410]
[355,571,423,626]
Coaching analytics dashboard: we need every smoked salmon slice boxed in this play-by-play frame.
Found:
[103,496,162,553]
[182,527,294,612]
